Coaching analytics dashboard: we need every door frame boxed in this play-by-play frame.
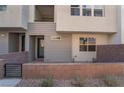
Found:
[19,34,25,52]
[35,36,44,59]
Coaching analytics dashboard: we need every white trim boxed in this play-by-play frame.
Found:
[91,6,94,16]
[80,5,82,16]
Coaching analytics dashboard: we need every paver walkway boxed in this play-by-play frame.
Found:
[0,78,21,87]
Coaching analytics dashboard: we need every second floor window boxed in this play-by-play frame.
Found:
[82,5,92,16]
[71,5,80,16]
[71,5,104,17]
[0,5,7,11]
[94,5,104,16]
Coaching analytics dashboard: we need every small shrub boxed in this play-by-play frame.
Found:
[41,75,53,87]
[103,75,118,87]
[71,75,85,87]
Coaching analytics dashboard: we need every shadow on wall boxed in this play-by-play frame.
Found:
[97,44,124,62]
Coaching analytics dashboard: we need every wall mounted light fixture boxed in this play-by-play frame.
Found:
[1,34,5,37]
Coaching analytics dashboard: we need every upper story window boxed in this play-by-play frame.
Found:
[71,5,80,16]
[82,5,92,16]
[70,5,105,17]
[0,5,7,11]
[94,5,104,17]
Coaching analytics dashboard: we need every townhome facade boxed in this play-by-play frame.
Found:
[0,5,123,63]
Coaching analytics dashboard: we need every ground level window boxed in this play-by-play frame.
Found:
[79,37,96,52]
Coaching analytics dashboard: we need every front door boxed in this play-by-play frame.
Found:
[21,35,25,51]
[37,38,44,58]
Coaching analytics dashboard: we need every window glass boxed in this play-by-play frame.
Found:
[82,5,92,16]
[88,37,96,44]
[94,5,104,9]
[79,37,87,52]
[71,5,80,16]
[79,37,96,52]
[80,37,87,44]
[70,5,105,17]
[94,5,104,16]
[80,45,87,51]
[0,5,7,11]
[88,45,96,51]
[82,5,92,9]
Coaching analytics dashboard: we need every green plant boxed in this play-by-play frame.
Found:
[103,75,118,87]
[41,75,53,87]
[71,75,85,87]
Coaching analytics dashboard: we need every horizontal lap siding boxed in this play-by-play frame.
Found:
[28,22,72,62]
[0,32,8,55]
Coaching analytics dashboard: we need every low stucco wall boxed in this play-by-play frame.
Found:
[0,52,28,78]
[0,59,6,78]
[97,44,124,62]
[0,52,28,63]
[23,63,124,79]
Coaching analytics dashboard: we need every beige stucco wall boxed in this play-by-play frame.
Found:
[0,5,29,30]
[108,5,124,44]
[21,5,29,29]
[0,6,21,27]
[115,5,124,44]
[55,5,117,33]
[28,6,35,22]
[72,33,109,61]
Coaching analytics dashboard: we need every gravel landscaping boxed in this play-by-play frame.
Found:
[16,76,124,87]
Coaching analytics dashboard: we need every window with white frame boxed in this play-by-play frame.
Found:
[0,5,7,11]
[71,5,80,16]
[70,5,104,17]
[82,5,92,16]
[79,37,96,52]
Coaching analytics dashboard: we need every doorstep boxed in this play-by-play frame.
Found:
[0,78,21,87]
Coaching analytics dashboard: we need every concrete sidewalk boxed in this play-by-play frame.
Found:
[0,79,21,87]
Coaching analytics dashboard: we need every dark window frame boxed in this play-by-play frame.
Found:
[70,5,80,16]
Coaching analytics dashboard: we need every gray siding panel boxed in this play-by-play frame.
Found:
[8,33,19,52]
[29,36,35,61]
[28,22,72,62]
[0,32,8,55]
